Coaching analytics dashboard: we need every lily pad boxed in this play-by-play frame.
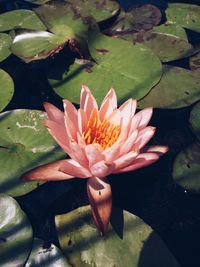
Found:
[49,32,162,105]
[131,31,193,62]
[173,143,200,193]
[0,109,65,197]
[25,0,50,4]
[189,51,200,72]
[0,10,46,32]
[25,238,71,267]
[189,101,200,141]
[138,65,200,109]
[0,194,33,267]
[11,30,67,63]
[0,33,12,62]
[56,205,180,267]
[152,24,188,41]
[166,3,200,33]
[67,0,120,23]
[0,69,14,112]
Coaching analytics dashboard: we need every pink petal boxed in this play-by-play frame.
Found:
[87,177,112,235]
[119,99,134,124]
[137,108,153,129]
[113,150,139,170]
[85,144,104,167]
[132,126,156,150]
[80,85,98,118]
[44,120,70,154]
[64,114,78,141]
[113,152,160,174]
[90,160,112,178]
[100,89,117,115]
[69,140,89,168]
[59,159,91,178]
[63,99,78,131]
[78,108,88,133]
[107,109,121,126]
[99,98,113,121]
[103,137,124,162]
[119,129,138,156]
[142,145,169,155]
[77,132,86,148]
[22,160,74,181]
[44,102,64,126]
[128,112,142,136]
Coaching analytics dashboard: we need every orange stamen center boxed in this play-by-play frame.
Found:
[83,117,121,150]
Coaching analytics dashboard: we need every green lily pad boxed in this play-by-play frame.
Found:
[0,10,46,32]
[152,24,188,41]
[0,109,65,197]
[0,33,12,62]
[166,3,200,33]
[131,31,193,62]
[67,0,120,23]
[11,31,67,63]
[25,238,71,266]
[189,51,200,72]
[55,205,180,267]
[25,0,50,4]
[138,65,200,109]
[173,143,200,193]
[0,69,14,112]
[49,32,162,105]
[189,101,200,141]
[0,194,33,267]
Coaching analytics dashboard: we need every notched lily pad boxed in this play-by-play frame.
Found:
[0,194,33,267]
[11,30,67,62]
[0,69,14,112]
[25,238,71,266]
[0,109,65,197]
[138,65,200,109]
[55,205,180,267]
[0,33,12,62]
[189,101,200,141]
[173,143,200,193]
[166,3,200,33]
[189,51,200,72]
[0,10,46,32]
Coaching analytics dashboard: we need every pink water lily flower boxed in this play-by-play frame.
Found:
[22,85,168,234]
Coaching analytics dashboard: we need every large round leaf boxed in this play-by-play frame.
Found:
[173,143,200,193]
[0,194,33,267]
[0,10,46,32]
[152,24,188,41]
[0,69,14,112]
[11,31,67,63]
[166,3,200,33]
[25,238,71,267]
[56,206,180,267]
[189,51,200,72]
[138,65,200,109]
[0,33,12,62]
[189,101,200,141]
[0,109,65,197]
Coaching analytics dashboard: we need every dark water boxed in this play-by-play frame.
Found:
[1,1,200,267]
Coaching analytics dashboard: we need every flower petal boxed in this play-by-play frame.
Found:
[69,140,88,168]
[63,99,78,131]
[59,159,91,178]
[87,177,112,235]
[133,126,156,150]
[78,108,88,133]
[113,150,139,170]
[119,129,138,156]
[103,137,124,162]
[90,160,112,178]
[44,120,70,154]
[100,89,117,114]
[113,152,160,173]
[44,102,64,126]
[137,108,153,129]
[22,160,74,181]
[85,144,104,167]
[64,114,78,141]
[107,109,121,126]
[80,85,98,118]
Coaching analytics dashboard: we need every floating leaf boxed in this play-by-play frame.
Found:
[173,143,200,193]
[138,65,200,109]
[152,24,188,41]
[0,10,46,32]
[0,69,14,112]
[0,194,33,267]
[56,206,180,267]
[0,33,12,62]
[0,109,65,197]
[189,101,200,141]
[25,0,50,4]
[11,31,67,62]
[189,51,200,72]
[25,238,71,267]
[166,3,200,33]
[49,33,162,105]
[67,0,120,23]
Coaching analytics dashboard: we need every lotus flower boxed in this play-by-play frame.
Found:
[22,85,168,234]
